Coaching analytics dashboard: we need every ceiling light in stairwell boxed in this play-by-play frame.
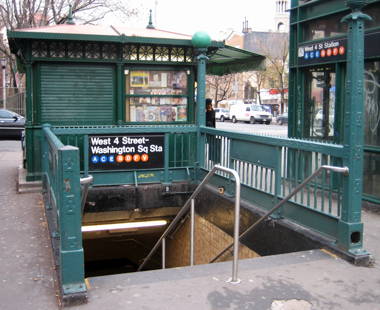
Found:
[81,220,168,232]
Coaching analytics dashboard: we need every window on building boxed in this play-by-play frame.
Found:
[125,69,189,122]
[303,12,347,41]
[363,4,380,29]
[278,22,285,32]
[303,5,380,42]
[305,67,336,139]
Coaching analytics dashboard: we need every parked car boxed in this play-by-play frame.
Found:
[0,109,25,140]
[276,112,288,125]
[229,104,272,124]
[214,108,230,122]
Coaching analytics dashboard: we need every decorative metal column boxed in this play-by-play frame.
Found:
[192,31,211,128]
[192,32,211,167]
[339,0,371,256]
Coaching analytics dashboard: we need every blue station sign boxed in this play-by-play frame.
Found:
[298,30,380,66]
[298,38,347,65]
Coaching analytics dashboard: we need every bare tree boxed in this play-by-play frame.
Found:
[242,31,289,113]
[253,69,268,105]
[0,0,138,90]
[206,74,234,107]
[257,33,289,113]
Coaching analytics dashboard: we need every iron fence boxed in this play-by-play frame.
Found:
[201,126,349,246]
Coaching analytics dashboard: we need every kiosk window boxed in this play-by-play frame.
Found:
[305,68,336,139]
[125,70,188,122]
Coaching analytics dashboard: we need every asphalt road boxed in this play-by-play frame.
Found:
[216,120,288,136]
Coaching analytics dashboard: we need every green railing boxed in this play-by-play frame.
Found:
[40,123,199,300]
[200,126,364,254]
[40,122,365,300]
[41,124,86,301]
[52,124,198,186]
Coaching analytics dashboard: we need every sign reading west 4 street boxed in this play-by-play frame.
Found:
[298,38,347,65]
[89,134,164,171]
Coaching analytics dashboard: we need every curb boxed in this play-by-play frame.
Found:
[17,165,42,193]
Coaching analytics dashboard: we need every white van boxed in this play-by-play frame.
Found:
[229,104,272,124]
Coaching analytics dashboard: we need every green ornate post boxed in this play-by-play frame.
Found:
[58,145,86,302]
[192,32,211,169]
[339,0,371,257]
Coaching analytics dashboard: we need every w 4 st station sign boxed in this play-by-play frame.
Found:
[89,134,164,171]
[298,38,347,65]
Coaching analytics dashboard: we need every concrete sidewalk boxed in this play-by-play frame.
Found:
[0,140,379,310]
[0,141,58,310]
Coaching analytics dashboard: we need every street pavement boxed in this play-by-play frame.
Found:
[216,121,288,136]
[0,140,379,310]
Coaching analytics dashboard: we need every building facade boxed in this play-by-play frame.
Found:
[220,0,290,113]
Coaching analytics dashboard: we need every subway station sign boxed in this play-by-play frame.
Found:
[298,30,380,66]
[89,134,164,170]
[298,38,347,65]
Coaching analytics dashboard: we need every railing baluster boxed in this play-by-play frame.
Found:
[180,133,183,167]
[313,152,318,209]
[174,133,177,168]
[190,199,195,266]
[162,237,166,269]
[300,152,305,205]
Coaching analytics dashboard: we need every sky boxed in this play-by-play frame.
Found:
[109,0,277,40]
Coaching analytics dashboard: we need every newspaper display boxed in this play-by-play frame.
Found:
[126,70,188,122]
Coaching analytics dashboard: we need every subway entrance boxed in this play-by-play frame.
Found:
[81,184,323,278]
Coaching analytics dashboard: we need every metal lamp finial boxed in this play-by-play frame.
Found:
[66,5,75,25]
[147,9,155,29]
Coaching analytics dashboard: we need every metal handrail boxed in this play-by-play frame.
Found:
[209,165,349,263]
[137,164,242,283]
[80,175,93,214]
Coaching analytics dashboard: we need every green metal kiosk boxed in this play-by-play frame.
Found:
[289,0,380,206]
[8,21,264,184]
[8,20,265,303]
[8,3,376,304]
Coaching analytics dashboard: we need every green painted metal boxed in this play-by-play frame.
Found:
[164,133,170,183]
[8,30,200,46]
[116,63,124,124]
[201,126,346,158]
[231,140,280,169]
[39,64,116,125]
[90,168,195,186]
[147,9,155,29]
[191,31,212,48]
[339,1,372,254]
[51,125,197,186]
[207,45,265,76]
[58,145,86,295]
[41,124,86,297]
[200,127,347,245]
[199,169,340,239]
[289,0,380,205]
[194,41,209,172]
[66,5,75,25]
[8,23,268,302]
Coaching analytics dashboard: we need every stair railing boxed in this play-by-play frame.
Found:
[209,165,349,263]
[137,164,242,283]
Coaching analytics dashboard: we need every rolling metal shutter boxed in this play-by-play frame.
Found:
[39,64,115,125]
